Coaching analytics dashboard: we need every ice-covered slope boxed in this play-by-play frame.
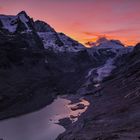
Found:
[58,33,85,52]
[0,11,86,52]
[85,38,133,86]
[86,58,115,82]
[35,20,85,52]
[87,37,133,56]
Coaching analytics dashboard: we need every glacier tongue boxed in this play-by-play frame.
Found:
[95,58,115,82]
[86,38,134,84]
[86,58,116,83]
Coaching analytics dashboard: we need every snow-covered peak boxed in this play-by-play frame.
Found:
[0,11,86,52]
[17,11,31,31]
[91,37,124,49]
[38,32,85,52]
[87,37,134,57]
[17,11,28,17]
[35,20,86,52]
[0,11,32,33]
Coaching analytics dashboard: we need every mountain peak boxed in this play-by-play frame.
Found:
[17,11,28,17]
[0,11,85,52]
[86,37,125,49]
[0,11,33,33]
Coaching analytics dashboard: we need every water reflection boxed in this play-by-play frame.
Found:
[0,96,89,140]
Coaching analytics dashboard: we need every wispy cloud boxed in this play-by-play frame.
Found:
[82,27,140,37]
[103,28,140,34]
[82,32,104,37]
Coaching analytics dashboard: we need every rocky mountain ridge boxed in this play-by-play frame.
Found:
[0,11,139,140]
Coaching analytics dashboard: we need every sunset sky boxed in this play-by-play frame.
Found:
[0,0,140,46]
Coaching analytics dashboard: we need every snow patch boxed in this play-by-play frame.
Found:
[0,13,31,33]
[86,45,133,84]
[38,32,85,52]
[18,14,30,31]
[95,58,115,82]
[86,68,95,78]
[0,15,17,32]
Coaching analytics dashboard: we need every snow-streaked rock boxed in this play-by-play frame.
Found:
[37,31,85,52]
[0,15,17,32]
[0,11,32,33]
[34,20,85,52]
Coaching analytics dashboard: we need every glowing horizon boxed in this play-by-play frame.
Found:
[0,0,140,46]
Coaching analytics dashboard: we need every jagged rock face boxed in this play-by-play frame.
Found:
[133,43,140,53]
[34,20,85,52]
[0,11,44,49]
[34,20,56,33]
[0,11,34,33]
[0,19,3,27]
[37,31,85,52]
[0,11,85,53]
[0,31,46,68]
[115,43,140,74]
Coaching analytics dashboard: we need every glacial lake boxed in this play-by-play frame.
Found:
[0,96,89,140]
